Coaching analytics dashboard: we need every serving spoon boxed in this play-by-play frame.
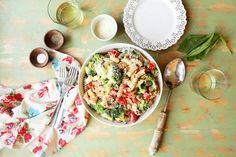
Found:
[149,58,186,155]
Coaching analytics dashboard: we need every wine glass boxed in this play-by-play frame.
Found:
[47,0,84,28]
[192,69,228,100]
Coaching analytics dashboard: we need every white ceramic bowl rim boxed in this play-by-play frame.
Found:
[90,14,118,41]
[78,43,163,127]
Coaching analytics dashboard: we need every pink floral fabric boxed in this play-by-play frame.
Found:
[0,50,89,157]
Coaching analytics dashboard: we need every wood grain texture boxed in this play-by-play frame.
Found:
[0,0,236,157]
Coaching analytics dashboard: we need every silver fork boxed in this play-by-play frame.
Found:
[57,65,68,96]
[54,65,78,128]
[48,65,68,126]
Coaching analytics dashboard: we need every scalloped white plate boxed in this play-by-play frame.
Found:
[123,0,187,51]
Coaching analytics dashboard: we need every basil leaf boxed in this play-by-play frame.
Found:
[219,35,233,54]
[178,33,233,61]
[186,50,207,61]
[186,39,218,61]
[185,33,215,57]
[178,33,212,54]
[185,33,220,60]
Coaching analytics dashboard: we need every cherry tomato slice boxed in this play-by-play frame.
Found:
[130,111,139,123]
[123,88,129,95]
[117,97,127,105]
[87,82,94,89]
[108,49,120,57]
[143,92,151,100]
[132,98,138,103]
[147,62,155,71]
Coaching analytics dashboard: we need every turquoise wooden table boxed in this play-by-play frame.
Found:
[0,0,236,157]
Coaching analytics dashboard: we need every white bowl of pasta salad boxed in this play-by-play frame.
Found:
[78,43,163,127]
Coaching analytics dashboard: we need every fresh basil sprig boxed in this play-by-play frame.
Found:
[178,33,232,61]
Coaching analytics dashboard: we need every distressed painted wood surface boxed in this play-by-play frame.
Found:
[0,0,236,157]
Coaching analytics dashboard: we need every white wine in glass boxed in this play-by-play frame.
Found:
[192,69,228,100]
[48,0,84,28]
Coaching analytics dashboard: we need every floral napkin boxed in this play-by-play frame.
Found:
[0,50,89,157]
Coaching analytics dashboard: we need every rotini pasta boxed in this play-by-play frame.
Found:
[127,65,138,77]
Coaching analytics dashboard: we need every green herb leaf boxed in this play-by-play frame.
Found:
[185,33,220,61]
[178,33,212,54]
[178,33,232,61]
[219,35,233,54]
[185,33,215,57]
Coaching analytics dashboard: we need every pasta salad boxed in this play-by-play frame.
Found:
[83,48,160,123]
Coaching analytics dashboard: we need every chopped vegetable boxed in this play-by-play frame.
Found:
[87,82,94,89]
[85,63,96,76]
[91,54,104,63]
[146,80,153,86]
[123,88,129,95]
[143,92,151,100]
[88,69,96,76]
[117,97,127,105]
[94,101,105,114]
[109,89,117,96]
[108,49,120,57]
[137,80,146,94]
[101,78,109,85]
[108,64,123,84]
[138,100,150,111]
[105,104,123,120]
[147,62,155,71]
[85,67,96,76]
[132,98,138,103]
[129,111,139,123]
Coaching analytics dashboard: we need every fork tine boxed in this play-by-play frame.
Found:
[65,66,78,85]
[70,68,76,81]
[65,68,72,81]
[72,67,77,77]
[73,68,78,79]
[56,64,68,84]
[70,70,77,82]
[60,68,63,75]
[68,66,74,76]
[62,67,67,78]
[73,67,78,78]
[69,66,77,77]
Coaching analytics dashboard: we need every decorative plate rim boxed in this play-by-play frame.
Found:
[123,0,187,51]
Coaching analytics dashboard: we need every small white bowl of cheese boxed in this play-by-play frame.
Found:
[91,14,118,41]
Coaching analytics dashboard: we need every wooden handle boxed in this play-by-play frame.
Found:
[149,112,167,156]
